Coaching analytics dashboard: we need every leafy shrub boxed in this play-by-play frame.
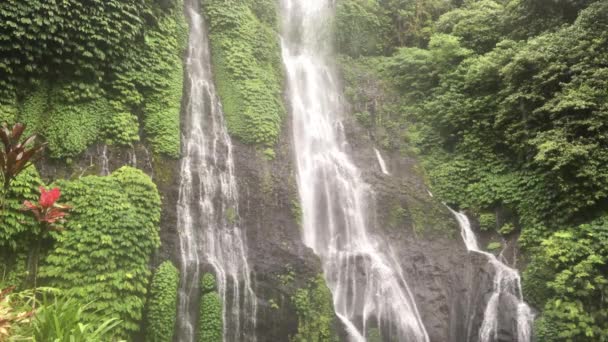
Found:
[103,111,140,146]
[486,242,502,251]
[146,261,180,342]
[523,218,608,341]
[478,213,496,232]
[199,273,222,342]
[335,0,390,57]
[498,222,515,235]
[0,167,42,249]
[40,167,161,338]
[291,275,337,342]
[21,295,123,342]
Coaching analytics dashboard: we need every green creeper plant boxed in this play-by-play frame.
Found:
[40,167,161,338]
[291,275,338,342]
[204,0,285,149]
[198,273,223,342]
[0,165,42,250]
[145,261,180,342]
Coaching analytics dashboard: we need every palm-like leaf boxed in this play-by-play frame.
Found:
[0,123,46,190]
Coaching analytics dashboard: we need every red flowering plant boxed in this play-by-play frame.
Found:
[22,186,71,232]
[21,186,71,297]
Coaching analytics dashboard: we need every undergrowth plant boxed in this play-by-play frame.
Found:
[198,273,222,342]
[145,261,180,342]
[40,167,161,338]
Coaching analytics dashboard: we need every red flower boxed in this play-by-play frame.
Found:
[22,186,71,230]
[39,187,61,208]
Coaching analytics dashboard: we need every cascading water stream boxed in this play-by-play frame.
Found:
[448,208,534,342]
[281,1,428,341]
[99,144,109,176]
[374,148,390,175]
[176,1,257,341]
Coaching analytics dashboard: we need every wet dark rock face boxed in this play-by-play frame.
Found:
[339,113,507,342]
[231,118,324,341]
[33,101,519,342]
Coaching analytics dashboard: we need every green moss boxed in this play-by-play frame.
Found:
[478,212,497,231]
[205,1,285,149]
[278,265,295,287]
[367,328,382,342]
[146,261,180,342]
[269,298,279,310]
[40,167,161,338]
[291,199,303,227]
[388,204,407,228]
[291,275,338,342]
[408,199,455,236]
[487,241,502,251]
[152,155,177,187]
[262,147,276,160]
[498,222,515,235]
[225,207,237,225]
[199,273,223,342]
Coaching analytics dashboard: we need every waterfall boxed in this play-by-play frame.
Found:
[374,148,390,175]
[128,146,137,167]
[448,208,534,342]
[176,1,257,341]
[281,1,429,341]
[99,144,109,176]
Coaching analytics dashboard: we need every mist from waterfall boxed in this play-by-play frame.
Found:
[448,208,534,342]
[175,1,257,341]
[280,1,429,341]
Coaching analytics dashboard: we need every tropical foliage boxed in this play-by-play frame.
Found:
[1,0,186,158]
[204,0,285,151]
[198,273,222,342]
[291,276,337,342]
[21,295,123,342]
[0,167,42,250]
[0,123,44,191]
[145,261,180,342]
[336,0,608,340]
[22,187,70,229]
[39,167,161,337]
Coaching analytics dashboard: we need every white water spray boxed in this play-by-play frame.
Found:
[176,1,257,341]
[281,1,428,341]
[448,208,534,342]
[99,144,109,176]
[128,146,137,167]
[374,148,390,175]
